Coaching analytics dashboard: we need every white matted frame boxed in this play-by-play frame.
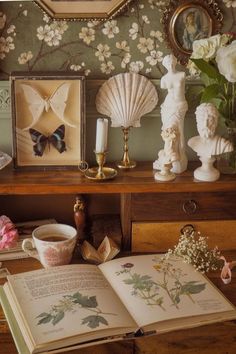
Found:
[11,72,86,170]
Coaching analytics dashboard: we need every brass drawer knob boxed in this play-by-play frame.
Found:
[182,200,198,214]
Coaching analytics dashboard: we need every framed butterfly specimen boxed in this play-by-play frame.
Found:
[11,72,86,170]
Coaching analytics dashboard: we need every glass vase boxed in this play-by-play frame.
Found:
[217,127,236,174]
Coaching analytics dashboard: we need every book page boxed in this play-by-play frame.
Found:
[99,254,235,329]
[6,264,136,348]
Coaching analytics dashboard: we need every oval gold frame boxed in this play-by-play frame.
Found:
[162,0,223,65]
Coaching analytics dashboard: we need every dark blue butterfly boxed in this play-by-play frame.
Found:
[29,124,66,157]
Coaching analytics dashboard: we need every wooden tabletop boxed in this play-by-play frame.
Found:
[0,252,236,354]
[0,162,236,195]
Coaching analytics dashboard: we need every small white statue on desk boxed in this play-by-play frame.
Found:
[153,54,188,174]
[154,125,180,181]
[188,102,233,182]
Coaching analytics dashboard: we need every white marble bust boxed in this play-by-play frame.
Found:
[188,103,233,181]
[153,54,188,174]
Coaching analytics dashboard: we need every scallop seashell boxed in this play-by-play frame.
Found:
[95,73,158,128]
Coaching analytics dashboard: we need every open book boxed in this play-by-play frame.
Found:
[1,254,236,354]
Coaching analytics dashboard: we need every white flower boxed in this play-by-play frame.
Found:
[7,25,15,34]
[102,20,119,39]
[216,41,236,82]
[100,61,115,74]
[70,64,82,71]
[116,40,130,52]
[95,43,111,61]
[191,34,230,61]
[43,14,50,23]
[146,68,152,73]
[51,21,68,35]
[46,30,62,46]
[131,7,135,13]
[79,27,95,44]
[146,50,163,65]
[139,4,144,9]
[121,52,131,68]
[18,51,33,64]
[129,23,139,40]
[137,37,154,53]
[186,60,200,77]
[150,30,163,42]
[84,69,91,76]
[37,25,53,42]
[223,0,236,7]
[0,12,6,29]
[2,36,14,52]
[142,15,150,24]
[23,10,28,16]
[129,61,144,73]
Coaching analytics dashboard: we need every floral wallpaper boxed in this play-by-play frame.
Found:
[0,0,236,79]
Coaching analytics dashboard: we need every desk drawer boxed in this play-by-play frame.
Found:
[131,192,236,221]
[132,220,236,252]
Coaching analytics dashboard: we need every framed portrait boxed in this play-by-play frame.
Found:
[34,0,133,20]
[11,72,86,170]
[162,0,223,65]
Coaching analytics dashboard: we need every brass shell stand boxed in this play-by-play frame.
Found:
[117,127,136,169]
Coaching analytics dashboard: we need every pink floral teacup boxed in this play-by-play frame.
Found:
[22,224,77,268]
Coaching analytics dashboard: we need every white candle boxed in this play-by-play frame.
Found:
[95,118,108,153]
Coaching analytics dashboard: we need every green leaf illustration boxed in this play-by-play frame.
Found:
[71,292,98,308]
[123,273,155,290]
[37,314,53,325]
[82,315,108,329]
[37,312,51,318]
[180,281,206,295]
[201,84,220,103]
[52,311,64,326]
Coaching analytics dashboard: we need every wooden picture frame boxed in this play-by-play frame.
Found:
[11,72,86,170]
[162,0,223,65]
[34,0,133,20]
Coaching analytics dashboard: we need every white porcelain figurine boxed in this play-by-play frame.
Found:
[154,125,179,181]
[188,103,233,182]
[153,54,188,174]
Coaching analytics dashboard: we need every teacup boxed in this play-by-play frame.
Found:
[22,224,77,268]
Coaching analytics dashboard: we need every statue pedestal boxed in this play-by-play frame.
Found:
[194,156,220,182]
[154,163,176,181]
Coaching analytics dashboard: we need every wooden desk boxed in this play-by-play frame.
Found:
[1,253,236,354]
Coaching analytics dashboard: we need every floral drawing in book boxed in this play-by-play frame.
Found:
[116,258,206,310]
[36,291,116,328]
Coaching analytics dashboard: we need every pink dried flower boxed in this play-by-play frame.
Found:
[0,215,18,249]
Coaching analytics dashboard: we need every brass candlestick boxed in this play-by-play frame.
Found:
[117,127,136,169]
[85,151,117,181]
[95,151,107,179]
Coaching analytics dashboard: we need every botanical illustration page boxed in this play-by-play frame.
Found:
[6,264,136,347]
[99,254,235,328]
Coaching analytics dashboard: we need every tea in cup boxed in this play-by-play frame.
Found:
[22,224,77,268]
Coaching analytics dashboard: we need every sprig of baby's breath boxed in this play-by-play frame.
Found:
[163,225,223,273]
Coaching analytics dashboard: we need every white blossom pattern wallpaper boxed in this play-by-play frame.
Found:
[1,0,236,79]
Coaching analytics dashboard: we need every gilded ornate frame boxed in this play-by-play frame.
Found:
[162,0,223,65]
[34,0,133,20]
[11,72,86,170]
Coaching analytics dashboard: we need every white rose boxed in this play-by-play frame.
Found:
[216,41,236,82]
[191,34,226,61]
